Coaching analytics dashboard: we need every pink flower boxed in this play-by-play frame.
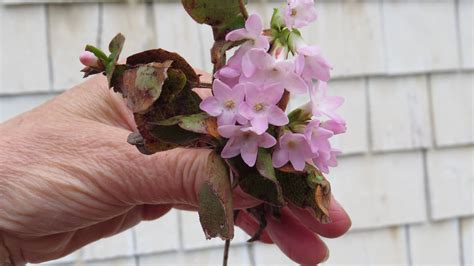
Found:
[306,81,344,121]
[219,125,277,167]
[217,14,270,87]
[313,148,341,174]
[79,51,100,68]
[272,132,313,171]
[295,45,331,82]
[214,65,241,88]
[226,14,269,52]
[239,83,289,134]
[199,79,246,126]
[321,119,346,135]
[241,48,308,94]
[304,120,333,155]
[283,0,317,30]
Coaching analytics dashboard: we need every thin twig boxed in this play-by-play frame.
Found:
[238,0,249,19]
[223,239,231,266]
[190,81,212,89]
[198,82,213,88]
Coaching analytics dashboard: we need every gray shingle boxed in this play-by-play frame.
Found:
[427,146,474,220]
[383,0,460,74]
[330,152,427,229]
[409,220,462,265]
[430,72,474,147]
[300,1,386,78]
[48,4,99,91]
[1,5,51,94]
[368,75,432,152]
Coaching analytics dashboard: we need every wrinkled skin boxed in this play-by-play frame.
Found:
[0,71,350,265]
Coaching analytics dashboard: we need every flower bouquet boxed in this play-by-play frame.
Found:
[79,0,345,263]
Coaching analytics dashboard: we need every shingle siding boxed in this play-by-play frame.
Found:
[0,1,471,265]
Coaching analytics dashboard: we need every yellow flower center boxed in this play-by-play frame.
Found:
[254,103,264,112]
[287,140,297,149]
[291,8,297,17]
[224,100,235,109]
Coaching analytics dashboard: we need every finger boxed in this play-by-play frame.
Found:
[235,210,273,244]
[193,88,212,99]
[194,69,212,83]
[265,207,329,264]
[100,127,261,210]
[9,204,162,264]
[172,187,263,212]
[140,204,173,221]
[289,197,351,238]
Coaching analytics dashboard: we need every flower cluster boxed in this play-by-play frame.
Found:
[200,0,346,173]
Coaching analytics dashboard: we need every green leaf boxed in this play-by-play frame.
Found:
[231,150,285,207]
[105,33,125,87]
[154,112,219,136]
[147,124,202,145]
[198,152,234,240]
[255,148,277,180]
[122,61,172,113]
[181,0,246,27]
[270,8,285,30]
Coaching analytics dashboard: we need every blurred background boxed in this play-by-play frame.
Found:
[0,0,472,265]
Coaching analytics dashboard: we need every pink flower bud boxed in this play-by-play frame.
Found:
[79,51,100,68]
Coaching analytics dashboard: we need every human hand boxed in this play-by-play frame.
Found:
[0,72,350,265]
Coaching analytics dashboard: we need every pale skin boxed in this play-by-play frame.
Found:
[0,71,351,265]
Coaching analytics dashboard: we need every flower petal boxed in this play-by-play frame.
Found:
[250,116,269,134]
[238,102,255,120]
[272,148,289,168]
[284,72,308,94]
[289,150,307,171]
[245,14,263,36]
[212,79,233,100]
[217,110,237,126]
[199,97,222,116]
[258,133,277,148]
[261,83,285,105]
[241,138,259,167]
[232,83,246,103]
[267,106,289,126]
[218,125,241,138]
[221,138,242,158]
[226,28,250,41]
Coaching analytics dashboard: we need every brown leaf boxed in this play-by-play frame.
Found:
[276,169,332,224]
[122,61,172,113]
[315,180,331,218]
[205,117,220,138]
[126,49,198,84]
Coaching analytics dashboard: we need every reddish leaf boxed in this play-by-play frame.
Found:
[122,61,172,113]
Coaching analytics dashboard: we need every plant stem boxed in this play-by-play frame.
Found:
[277,90,290,111]
[191,81,212,88]
[223,239,231,266]
[239,0,249,19]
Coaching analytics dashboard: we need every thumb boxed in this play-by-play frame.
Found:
[105,128,261,209]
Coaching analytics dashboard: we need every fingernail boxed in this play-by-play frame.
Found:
[321,247,330,263]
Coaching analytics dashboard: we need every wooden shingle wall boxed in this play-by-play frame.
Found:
[0,0,472,265]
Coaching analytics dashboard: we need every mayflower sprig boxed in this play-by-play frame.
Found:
[79,0,345,264]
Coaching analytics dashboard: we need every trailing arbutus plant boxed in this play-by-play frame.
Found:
[79,0,345,264]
